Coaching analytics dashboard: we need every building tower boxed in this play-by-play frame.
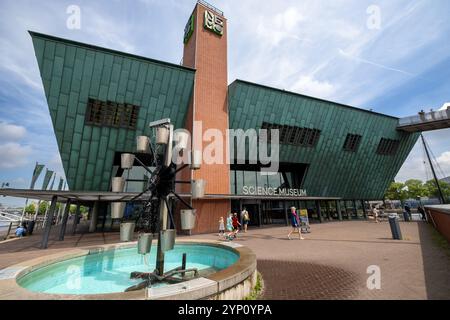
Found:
[181,1,231,232]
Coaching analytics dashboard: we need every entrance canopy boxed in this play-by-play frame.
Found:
[0,188,340,204]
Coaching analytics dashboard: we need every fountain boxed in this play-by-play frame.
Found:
[0,118,257,300]
[119,118,206,290]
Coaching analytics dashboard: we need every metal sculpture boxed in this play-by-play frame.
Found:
[119,119,204,291]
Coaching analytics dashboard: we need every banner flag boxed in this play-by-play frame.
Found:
[49,172,56,190]
[57,178,64,191]
[30,163,45,189]
[41,169,54,190]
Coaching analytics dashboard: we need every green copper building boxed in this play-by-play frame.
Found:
[28,1,420,231]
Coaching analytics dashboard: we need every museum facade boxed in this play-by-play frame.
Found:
[29,0,419,233]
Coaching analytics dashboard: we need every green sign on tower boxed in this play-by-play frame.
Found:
[183,13,195,44]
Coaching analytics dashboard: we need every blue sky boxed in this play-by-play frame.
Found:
[0,0,449,206]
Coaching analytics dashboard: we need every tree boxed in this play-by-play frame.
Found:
[24,203,36,214]
[69,204,88,215]
[424,180,450,201]
[38,201,48,215]
[384,182,408,204]
[404,179,427,199]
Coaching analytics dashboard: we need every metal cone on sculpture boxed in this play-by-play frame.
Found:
[136,136,150,153]
[121,153,135,169]
[192,180,206,199]
[120,221,135,242]
[160,229,176,252]
[111,202,126,219]
[181,209,196,230]
[137,233,152,255]
[111,177,125,192]
[173,131,189,150]
[156,126,169,145]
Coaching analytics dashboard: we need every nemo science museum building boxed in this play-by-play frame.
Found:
[26,1,420,234]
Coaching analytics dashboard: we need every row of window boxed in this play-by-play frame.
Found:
[261,122,321,147]
[85,98,140,129]
[342,134,401,155]
[261,122,400,156]
[343,134,400,155]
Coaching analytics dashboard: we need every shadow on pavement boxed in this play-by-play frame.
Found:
[417,222,450,300]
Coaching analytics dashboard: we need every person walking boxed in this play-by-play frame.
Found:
[404,204,412,221]
[372,206,379,223]
[418,206,426,221]
[242,207,250,233]
[288,207,304,240]
[231,212,241,239]
[218,216,225,237]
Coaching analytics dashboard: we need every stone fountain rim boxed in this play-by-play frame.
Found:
[0,239,256,300]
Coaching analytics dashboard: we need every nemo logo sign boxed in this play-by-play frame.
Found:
[204,10,223,36]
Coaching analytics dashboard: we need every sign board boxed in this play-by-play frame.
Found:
[299,209,311,233]
[242,186,307,197]
[183,12,195,44]
[203,10,223,36]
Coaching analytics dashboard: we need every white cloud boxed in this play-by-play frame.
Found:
[9,177,27,189]
[289,76,335,99]
[255,7,305,46]
[0,143,32,169]
[395,151,429,182]
[82,9,136,53]
[0,122,26,142]
[396,129,450,182]
[439,103,450,111]
[436,151,450,178]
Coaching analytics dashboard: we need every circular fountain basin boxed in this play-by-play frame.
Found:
[0,240,257,300]
[18,244,238,295]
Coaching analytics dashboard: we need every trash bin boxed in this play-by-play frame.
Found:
[388,214,403,240]
[402,211,410,222]
[27,220,36,235]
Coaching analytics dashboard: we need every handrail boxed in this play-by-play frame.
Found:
[398,108,450,126]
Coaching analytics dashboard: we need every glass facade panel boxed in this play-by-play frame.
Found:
[121,166,155,192]
[244,171,257,190]
[236,170,244,194]
[230,170,236,195]
[267,173,282,188]
[231,169,306,194]
[282,172,292,188]
[257,172,268,188]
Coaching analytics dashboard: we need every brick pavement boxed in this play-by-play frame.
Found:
[1,220,449,300]
[194,220,450,300]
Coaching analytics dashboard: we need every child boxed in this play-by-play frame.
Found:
[218,217,225,237]
[231,212,241,239]
[225,213,234,241]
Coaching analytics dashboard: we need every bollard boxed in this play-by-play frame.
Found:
[388,214,403,240]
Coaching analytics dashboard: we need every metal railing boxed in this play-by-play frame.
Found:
[1,210,33,240]
[398,108,450,127]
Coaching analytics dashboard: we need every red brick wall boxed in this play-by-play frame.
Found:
[426,208,450,243]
